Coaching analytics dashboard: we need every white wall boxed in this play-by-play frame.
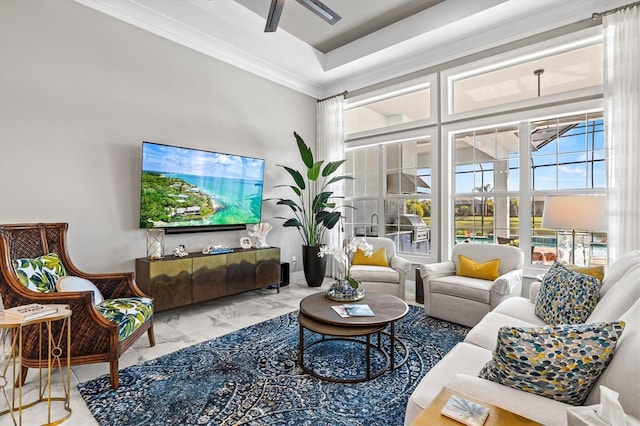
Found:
[0,0,315,273]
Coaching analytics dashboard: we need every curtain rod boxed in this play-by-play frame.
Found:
[317,90,348,103]
[592,0,640,20]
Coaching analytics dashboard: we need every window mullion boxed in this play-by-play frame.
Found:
[519,121,533,265]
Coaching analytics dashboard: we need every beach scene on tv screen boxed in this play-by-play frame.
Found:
[140,143,264,228]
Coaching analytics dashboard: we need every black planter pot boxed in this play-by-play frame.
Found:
[302,245,327,287]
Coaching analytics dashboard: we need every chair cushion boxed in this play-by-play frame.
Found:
[457,254,500,280]
[56,276,104,305]
[535,261,601,325]
[11,253,66,293]
[352,247,389,267]
[348,265,399,284]
[431,275,493,304]
[97,297,154,341]
[479,321,625,405]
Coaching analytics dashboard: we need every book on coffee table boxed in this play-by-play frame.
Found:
[331,304,375,317]
[441,395,489,426]
[343,304,374,316]
[331,305,350,318]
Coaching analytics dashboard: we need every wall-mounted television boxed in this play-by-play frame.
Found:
[139,141,265,234]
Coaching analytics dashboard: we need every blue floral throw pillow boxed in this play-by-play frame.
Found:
[534,261,601,325]
[479,321,625,405]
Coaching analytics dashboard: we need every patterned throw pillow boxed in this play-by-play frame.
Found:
[11,253,67,293]
[456,254,501,280]
[534,261,601,325]
[479,322,625,405]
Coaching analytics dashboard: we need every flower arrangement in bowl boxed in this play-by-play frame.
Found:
[318,237,373,302]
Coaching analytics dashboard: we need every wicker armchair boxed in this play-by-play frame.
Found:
[0,222,155,389]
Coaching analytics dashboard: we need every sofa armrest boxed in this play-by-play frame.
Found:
[529,281,542,302]
[492,269,523,295]
[446,374,571,426]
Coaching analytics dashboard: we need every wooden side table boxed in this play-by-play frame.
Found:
[411,387,541,426]
[0,305,72,425]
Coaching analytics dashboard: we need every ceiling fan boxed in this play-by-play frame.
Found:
[265,0,341,32]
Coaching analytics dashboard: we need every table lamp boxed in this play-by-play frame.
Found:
[541,195,606,266]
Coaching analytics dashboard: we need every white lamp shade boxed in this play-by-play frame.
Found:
[542,195,606,231]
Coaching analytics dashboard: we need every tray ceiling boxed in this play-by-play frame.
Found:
[74,0,628,98]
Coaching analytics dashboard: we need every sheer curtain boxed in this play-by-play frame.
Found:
[317,95,345,276]
[604,5,640,263]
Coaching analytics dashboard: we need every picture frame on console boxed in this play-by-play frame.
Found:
[240,237,252,249]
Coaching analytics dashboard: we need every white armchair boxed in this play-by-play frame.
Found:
[348,237,411,300]
[419,243,524,327]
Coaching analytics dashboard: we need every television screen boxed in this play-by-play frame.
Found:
[139,141,265,232]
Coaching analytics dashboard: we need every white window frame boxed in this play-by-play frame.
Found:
[441,99,603,277]
[344,75,438,141]
[344,127,439,264]
[440,27,603,123]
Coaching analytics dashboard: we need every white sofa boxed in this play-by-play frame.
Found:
[406,250,640,425]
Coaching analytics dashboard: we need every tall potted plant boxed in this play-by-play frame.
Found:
[271,131,352,286]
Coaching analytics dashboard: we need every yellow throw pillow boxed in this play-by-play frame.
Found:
[562,263,605,282]
[352,247,389,267]
[457,254,501,280]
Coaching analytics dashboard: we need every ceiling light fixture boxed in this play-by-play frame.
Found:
[534,68,544,97]
[296,0,341,24]
[265,0,285,32]
[264,0,341,33]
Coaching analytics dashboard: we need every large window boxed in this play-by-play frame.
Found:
[385,139,432,255]
[451,112,606,267]
[530,113,605,191]
[344,76,436,138]
[453,124,519,244]
[344,137,434,257]
[344,29,607,270]
[530,112,606,266]
[441,29,603,122]
[450,44,602,115]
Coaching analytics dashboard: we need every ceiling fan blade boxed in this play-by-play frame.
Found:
[295,0,341,25]
[265,0,285,32]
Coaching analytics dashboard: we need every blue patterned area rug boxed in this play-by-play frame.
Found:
[78,305,468,425]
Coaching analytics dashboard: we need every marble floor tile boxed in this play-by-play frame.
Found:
[6,273,418,425]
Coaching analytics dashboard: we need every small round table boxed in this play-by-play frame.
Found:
[298,292,409,383]
[0,304,72,426]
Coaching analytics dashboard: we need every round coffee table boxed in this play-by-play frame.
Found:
[298,292,409,383]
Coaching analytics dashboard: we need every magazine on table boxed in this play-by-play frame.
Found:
[331,304,375,317]
[3,304,58,321]
[441,395,489,426]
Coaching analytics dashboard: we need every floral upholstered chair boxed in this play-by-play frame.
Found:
[0,222,155,389]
